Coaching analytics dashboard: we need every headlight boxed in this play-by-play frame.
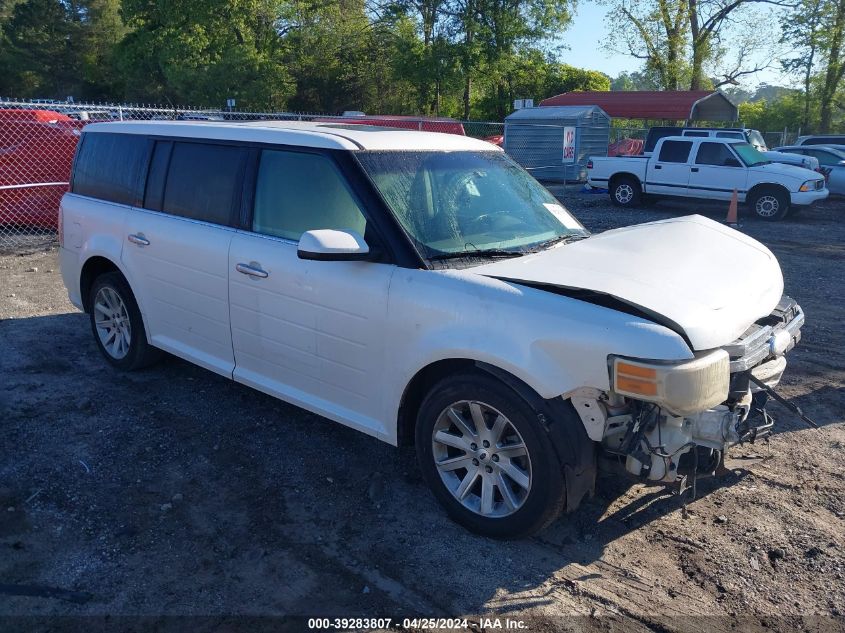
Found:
[799,180,819,191]
[609,350,730,416]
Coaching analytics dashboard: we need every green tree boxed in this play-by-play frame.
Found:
[473,0,576,118]
[611,70,660,91]
[0,0,81,97]
[604,0,789,91]
[116,0,293,108]
[737,91,805,131]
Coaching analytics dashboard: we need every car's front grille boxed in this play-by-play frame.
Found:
[721,296,803,372]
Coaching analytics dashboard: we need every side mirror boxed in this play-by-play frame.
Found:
[723,157,742,167]
[297,229,370,261]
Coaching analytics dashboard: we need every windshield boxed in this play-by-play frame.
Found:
[356,150,588,260]
[733,142,770,166]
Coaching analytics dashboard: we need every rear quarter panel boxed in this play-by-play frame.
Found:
[59,192,131,312]
[587,156,648,185]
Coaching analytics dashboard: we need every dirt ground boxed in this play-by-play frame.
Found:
[1,192,843,632]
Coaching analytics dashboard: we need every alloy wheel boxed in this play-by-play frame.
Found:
[431,400,532,518]
[93,286,132,360]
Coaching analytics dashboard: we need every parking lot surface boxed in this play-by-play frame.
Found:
[1,192,844,631]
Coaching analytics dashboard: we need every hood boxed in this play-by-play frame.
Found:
[749,161,820,182]
[472,215,784,351]
[762,151,818,170]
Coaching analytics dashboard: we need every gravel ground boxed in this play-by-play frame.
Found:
[1,192,844,632]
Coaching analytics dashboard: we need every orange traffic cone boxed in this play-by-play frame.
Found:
[726,189,739,227]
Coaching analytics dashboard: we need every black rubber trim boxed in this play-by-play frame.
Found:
[645,181,747,193]
[297,249,371,261]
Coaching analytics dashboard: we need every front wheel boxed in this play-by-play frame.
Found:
[610,176,642,207]
[749,188,789,221]
[415,372,567,538]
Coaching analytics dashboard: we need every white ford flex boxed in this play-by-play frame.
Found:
[59,121,804,537]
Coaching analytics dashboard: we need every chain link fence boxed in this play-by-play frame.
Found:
[0,98,505,253]
[0,97,809,253]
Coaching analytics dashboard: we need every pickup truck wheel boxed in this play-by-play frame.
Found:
[89,272,161,371]
[415,372,567,539]
[610,177,641,207]
[750,188,789,221]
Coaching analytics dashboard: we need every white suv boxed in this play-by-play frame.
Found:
[60,121,804,537]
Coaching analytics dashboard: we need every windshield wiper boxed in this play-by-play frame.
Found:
[529,233,590,251]
[427,249,526,261]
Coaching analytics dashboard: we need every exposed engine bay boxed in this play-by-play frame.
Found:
[570,296,805,486]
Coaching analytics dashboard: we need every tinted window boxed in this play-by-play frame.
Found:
[805,148,843,166]
[143,141,172,210]
[804,136,845,145]
[72,132,148,205]
[658,140,693,163]
[683,131,709,137]
[253,150,366,241]
[716,132,744,140]
[696,142,739,166]
[161,142,246,225]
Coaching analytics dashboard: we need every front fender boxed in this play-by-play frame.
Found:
[384,268,692,429]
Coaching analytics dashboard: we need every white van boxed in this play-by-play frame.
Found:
[60,121,804,537]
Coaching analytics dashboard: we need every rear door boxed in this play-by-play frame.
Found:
[121,140,247,377]
[804,148,845,194]
[646,140,694,195]
[688,141,748,201]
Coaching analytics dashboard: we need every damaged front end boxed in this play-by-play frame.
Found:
[571,296,805,486]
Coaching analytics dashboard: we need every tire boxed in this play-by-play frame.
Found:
[415,372,567,538]
[88,272,161,371]
[610,176,642,207]
[749,187,789,221]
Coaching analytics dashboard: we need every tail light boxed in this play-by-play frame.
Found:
[586,160,593,169]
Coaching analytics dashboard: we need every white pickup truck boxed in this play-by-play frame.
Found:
[587,136,828,220]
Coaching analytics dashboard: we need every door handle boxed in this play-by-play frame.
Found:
[127,233,150,246]
[690,167,699,172]
[236,262,269,278]
[654,164,662,170]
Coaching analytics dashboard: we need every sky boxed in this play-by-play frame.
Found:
[557,2,787,91]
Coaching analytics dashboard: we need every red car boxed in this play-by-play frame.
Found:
[0,109,84,229]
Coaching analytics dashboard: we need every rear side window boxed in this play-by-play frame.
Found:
[658,140,693,163]
[252,150,367,241]
[161,142,246,225]
[805,149,842,166]
[805,136,845,145]
[695,142,738,166]
[72,132,149,205]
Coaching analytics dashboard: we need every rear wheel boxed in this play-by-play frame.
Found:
[89,272,161,370]
[415,372,567,538]
[610,176,642,207]
[749,188,789,221]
